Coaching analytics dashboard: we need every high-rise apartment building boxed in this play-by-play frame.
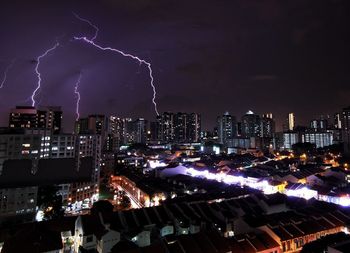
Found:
[334,113,342,129]
[188,113,201,142]
[174,113,188,143]
[341,106,350,155]
[310,118,328,131]
[288,113,295,131]
[302,131,334,148]
[282,132,299,150]
[72,134,102,203]
[157,112,175,143]
[260,113,275,138]
[44,106,62,134]
[0,127,99,224]
[241,110,260,138]
[87,115,108,136]
[108,117,143,147]
[9,106,62,134]
[155,112,201,143]
[217,112,236,145]
[132,118,147,144]
[76,115,109,151]
[150,121,161,142]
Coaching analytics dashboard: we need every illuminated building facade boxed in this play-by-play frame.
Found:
[107,116,133,148]
[334,113,342,129]
[282,132,299,150]
[310,118,328,131]
[71,134,102,204]
[217,112,236,145]
[241,110,260,138]
[157,112,175,142]
[288,113,295,131]
[132,118,147,144]
[156,112,201,143]
[188,113,201,142]
[0,128,101,209]
[9,106,62,134]
[302,131,334,148]
[260,113,275,138]
[111,175,166,207]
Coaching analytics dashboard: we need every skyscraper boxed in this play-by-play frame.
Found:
[288,113,295,131]
[217,112,236,145]
[341,106,350,155]
[282,132,299,150]
[87,115,108,136]
[76,134,102,200]
[107,116,123,150]
[75,118,89,134]
[188,113,201,142]
[9,106,62,134]
[260,113,275,138]
[302,131,333,148]
[9,106,38,129]
[155,112,201,143]
[44,106,63,134]
[150,121,161,142]
[310,117,328,131]
[241,110,260,138]
[132,118,147,144]
[158,112,175,143]
[106,116,138,148]
[334,113,342,129]
[174,112,188,143]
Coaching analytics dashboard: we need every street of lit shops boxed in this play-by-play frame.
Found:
[186,153,350,207]
[111,183,143,209]
[60,152,349,219]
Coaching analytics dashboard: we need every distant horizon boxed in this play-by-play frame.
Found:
[3,103,349,133]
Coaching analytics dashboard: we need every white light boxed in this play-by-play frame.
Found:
[35,210,44,222]
[149,160,167,169]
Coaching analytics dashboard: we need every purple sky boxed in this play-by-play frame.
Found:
[0,0,349,131]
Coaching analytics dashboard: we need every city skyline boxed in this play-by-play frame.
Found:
[2,1,350,252]
[3,104,348,133]
[1,0,349,131]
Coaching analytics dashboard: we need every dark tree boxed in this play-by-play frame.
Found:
[91,200,114,216]
[292,142,316,155]
[37,185,64,220]
[119,195,131,210]
[127,143,150,154]
[314,156,323,165]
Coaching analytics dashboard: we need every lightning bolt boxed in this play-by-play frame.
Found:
[31,42,60,107]
[0,58,16,89]
[74,72,82,121]
[72,12,99,41]
[73,15,160,116]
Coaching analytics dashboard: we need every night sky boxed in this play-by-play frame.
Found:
[0,0,349,131]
